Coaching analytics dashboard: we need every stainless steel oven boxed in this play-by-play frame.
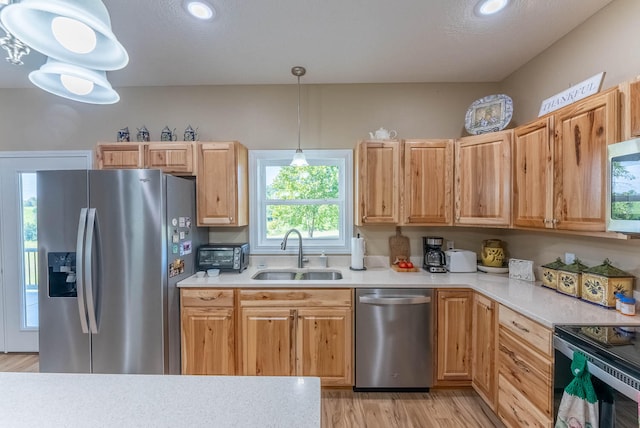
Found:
[554,325,640,427]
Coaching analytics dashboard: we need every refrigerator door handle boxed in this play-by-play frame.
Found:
[75,208,90,334]
[84,208,99,334]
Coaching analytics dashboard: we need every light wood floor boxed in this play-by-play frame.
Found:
[0,354,503,427]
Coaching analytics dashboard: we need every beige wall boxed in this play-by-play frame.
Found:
[2,0,640,288]
[502,0,640,125]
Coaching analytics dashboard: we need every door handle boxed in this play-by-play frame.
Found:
[84,208,99,334]
[75,208,89,334]
[359,295,431,305]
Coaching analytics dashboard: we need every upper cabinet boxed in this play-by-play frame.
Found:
[95,143,145,169]
[402,139,454,226]
[553,88,618,232]
[513,88,619,232]
[513,117,554,229]
[196,141,248,227]
[454,130,512,227]
[354,140,401,225]
[619,78,640,140]
[96,142,195,175]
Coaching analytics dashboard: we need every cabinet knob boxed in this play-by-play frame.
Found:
[552,218,558,225]
[229,217,233,221]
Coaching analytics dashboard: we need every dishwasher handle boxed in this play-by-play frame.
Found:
[359,295,431,305]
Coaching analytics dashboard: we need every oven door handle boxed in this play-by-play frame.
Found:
[554,335,640,402]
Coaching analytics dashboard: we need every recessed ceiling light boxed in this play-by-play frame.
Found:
[476,0,509,16]
[184,1,215,20]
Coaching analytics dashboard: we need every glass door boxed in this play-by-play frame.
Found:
[0,152,91,352]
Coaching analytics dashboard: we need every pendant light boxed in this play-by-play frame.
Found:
[0,0,128,70]
[290,66,308,167]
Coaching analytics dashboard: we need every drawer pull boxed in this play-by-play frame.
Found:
[512,320,530,333]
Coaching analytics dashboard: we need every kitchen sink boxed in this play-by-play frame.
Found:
[251,269,343,281]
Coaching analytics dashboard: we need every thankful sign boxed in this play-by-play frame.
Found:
[538,72,605,117]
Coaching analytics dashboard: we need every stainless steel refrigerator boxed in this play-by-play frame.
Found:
[37,169,207,374]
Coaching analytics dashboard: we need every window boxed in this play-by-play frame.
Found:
[249,150,353,253]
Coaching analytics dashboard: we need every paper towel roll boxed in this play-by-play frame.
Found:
[351,237,365,270]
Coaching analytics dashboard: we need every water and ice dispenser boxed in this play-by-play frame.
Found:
[47,252,76,297]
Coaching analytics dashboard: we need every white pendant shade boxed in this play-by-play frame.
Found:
[0,0,128,70]
[290,149,308,167]
[29,58,120,104]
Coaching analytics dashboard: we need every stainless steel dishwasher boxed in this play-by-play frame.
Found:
[355,288,434,391]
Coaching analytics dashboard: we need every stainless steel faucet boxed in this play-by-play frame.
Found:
[281,228,306,268]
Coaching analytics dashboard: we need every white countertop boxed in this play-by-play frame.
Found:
[0,373,320,428]
[179,260,640,328]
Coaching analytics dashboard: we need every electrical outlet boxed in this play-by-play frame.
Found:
[446,241,454,250]
[565,252,576,264]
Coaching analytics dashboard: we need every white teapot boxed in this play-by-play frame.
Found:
[369,127,397,140]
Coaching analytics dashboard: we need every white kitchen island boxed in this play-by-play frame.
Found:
[0,372,320,428]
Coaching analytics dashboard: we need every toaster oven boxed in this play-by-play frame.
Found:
[197,243,249,273]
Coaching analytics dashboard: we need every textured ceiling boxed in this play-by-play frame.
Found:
[0,0,614,88]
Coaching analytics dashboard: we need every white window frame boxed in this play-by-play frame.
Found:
[249,149,353,254]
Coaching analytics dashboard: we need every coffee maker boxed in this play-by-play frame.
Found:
[423,236,447,273]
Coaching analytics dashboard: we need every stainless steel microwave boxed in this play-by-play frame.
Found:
[607,138,640,233]
[197,243,249,273]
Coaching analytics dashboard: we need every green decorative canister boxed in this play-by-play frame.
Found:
[556,259,589,298]
[541,257,566,290]
[581,259,635,308]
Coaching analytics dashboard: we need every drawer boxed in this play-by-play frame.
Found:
[498,328,553,416]
[240,289,352,307]
[181,289,235,307]
[498,374,553,428]
[499,305,552,357]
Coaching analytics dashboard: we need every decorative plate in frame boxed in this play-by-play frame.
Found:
[464,94,513,135]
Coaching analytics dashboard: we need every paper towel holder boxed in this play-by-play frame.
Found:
[350,266,367,271]
[350,234,367,271]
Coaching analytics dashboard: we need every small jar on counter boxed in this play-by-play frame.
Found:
[619,295,637,316]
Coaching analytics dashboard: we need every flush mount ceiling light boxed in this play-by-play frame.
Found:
[0,0,128,70]
[290,66,308,167]
[184,1,216,21]
[475,0,509,16]
[29,58,120,104]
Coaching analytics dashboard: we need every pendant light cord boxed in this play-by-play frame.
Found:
[297,74,301,151]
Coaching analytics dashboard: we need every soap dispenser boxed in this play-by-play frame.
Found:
[319,251,328,268]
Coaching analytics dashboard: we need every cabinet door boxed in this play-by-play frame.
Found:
[241,308,295,377]
[402,139,454,225]
[296,308,352,387]
[455,131,512,227]
[197,141,248,226]
[355,141,400,224]
[436,290,472,384]
[181,307,235,375]
[498,374,552,428]
[95,143,144,169]
[619,79,640,140]
[513,117,554,229]
[472,293,497,410]
[553,88,619,231]
[145,143,194,175]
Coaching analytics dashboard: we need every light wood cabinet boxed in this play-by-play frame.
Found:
[435,289,472,386]
[402,139,454,225]
[355,140,401,225]
[96,142,195,175]
[619,78,640,140]
[552,88,619,232]
[454,130,512,227]
[95,143,144,169]
[239,289,352,387]
[180,289,235,375]
[145,142,195,175]
[196,141,248,227]
[513,117,554,229]
[471,293,497,410]
[497,305,553,428]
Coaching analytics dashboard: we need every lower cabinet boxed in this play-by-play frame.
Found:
[435,289,472,385]
[497,305,553,428]
[471,292,497,410]
[180,289,236,375]
[239,289,353,387]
